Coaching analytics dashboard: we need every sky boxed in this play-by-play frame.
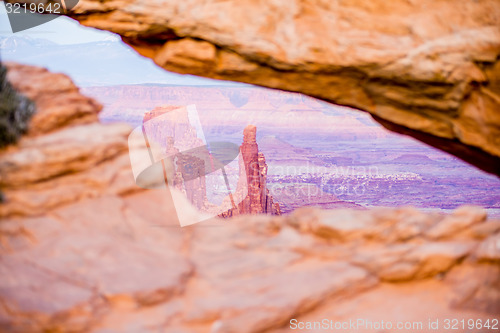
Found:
[0,3,116,44]
[0,2,240,86]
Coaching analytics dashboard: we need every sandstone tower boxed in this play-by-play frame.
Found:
[220,125,281,217]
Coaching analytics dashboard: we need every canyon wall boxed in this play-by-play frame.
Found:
[0,62,137,218]
[142,105,209,210]
[0,62,499,332]
[44,0,500,172]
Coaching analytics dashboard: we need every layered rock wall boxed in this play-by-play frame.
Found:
[141,105,209,208]
[0,62,137,218]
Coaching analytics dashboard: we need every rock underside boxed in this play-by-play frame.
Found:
[0,63,499,332]
[42,0,500,174]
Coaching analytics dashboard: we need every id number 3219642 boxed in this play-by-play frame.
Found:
[444,318,498,330]
[4,1,65,14]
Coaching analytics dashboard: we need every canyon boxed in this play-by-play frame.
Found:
[83,84,500,217]
[0,61,499,333]
[2,0,500,330]
[139,105,280,219]
[40,0,500,174]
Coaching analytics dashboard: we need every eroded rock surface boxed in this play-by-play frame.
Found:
[0,63,137,217]
[47,0,500,166]
[0,63,499,333]
[1,192,499,332]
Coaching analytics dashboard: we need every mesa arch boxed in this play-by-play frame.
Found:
[13,0,500,174]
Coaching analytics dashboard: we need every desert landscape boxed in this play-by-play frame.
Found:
[81,84,500,217]
[1,0,499,332]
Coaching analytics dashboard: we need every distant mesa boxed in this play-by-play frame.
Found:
[318,156,354,166]
[143,105,182,123]
[269,91,303,109]
[0,35,56,50]
[101,35,121,42]
[221,90,251,108]
[390,154,438,164]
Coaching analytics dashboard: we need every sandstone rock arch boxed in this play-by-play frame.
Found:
[10,0,500,174]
